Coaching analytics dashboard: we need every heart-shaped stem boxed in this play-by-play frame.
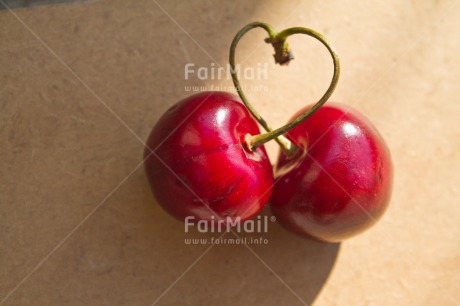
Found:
[229,22,340,157]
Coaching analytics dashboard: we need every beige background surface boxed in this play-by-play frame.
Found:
[1,0,459,305]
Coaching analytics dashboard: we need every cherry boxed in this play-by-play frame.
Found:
[229,22,392,242]
[270,103,393,242]
[144,92,274,223]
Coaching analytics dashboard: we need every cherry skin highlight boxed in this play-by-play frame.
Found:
[144,92,274,223]
[271,103,393,242]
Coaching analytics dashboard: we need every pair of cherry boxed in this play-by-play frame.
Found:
[144,23,392,242]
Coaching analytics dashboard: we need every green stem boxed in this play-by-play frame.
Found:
[229,22,340,157]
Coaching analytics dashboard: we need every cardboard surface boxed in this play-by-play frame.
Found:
[1,0,459,305]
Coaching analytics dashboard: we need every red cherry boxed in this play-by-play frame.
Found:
[271,103,393,242]
[144,92,274,223]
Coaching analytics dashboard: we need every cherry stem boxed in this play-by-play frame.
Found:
[229,22,340,157]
